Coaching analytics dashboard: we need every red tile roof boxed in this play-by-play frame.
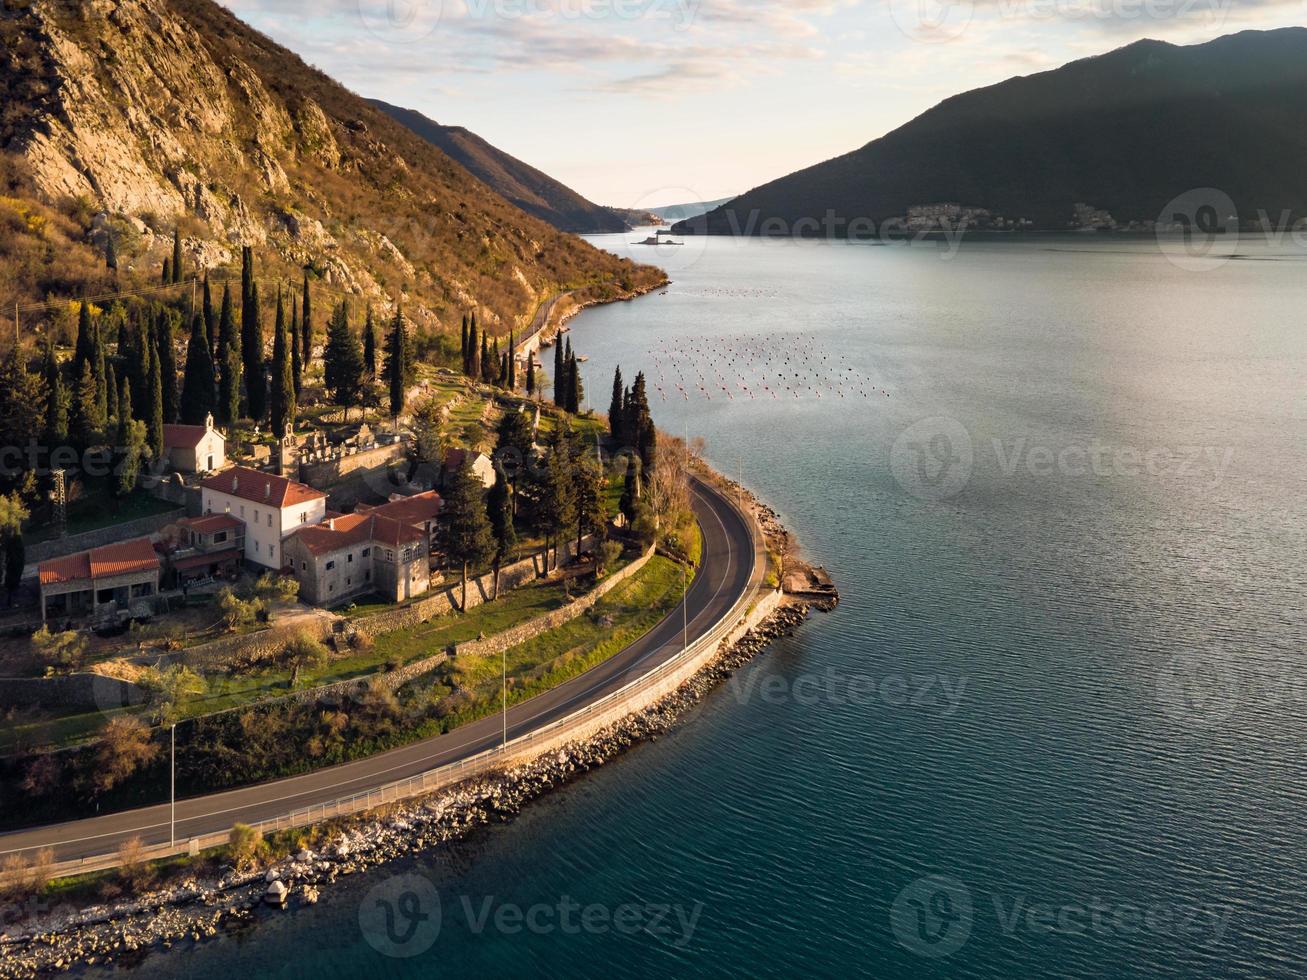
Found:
[290,513,423,558]
[39,538,160,586]
[177,513,244,535]
[163,424,215,451]
[356,491,443,526]
[201,466,326,508]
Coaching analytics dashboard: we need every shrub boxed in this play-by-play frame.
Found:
[31,626,87,672]
[228,823,264,870]
[116,837,154,892]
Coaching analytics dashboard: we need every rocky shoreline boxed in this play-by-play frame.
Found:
[0,602,812,978]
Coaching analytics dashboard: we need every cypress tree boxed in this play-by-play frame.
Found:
[147,343,164,461]
[630,371,656,470]
[363,306,378,378]
[73,302,94,382]
[620,453,642,527]
[468,316,480,379]
[487,463,516,600]
[492,337,501,385]
[115,382,145,498]
[385,307,408,419]
[526,355,536,397]
[162,258,172,286]
[155,308,179,424]
[460,315,469,372]
[507,332,516,389]
[553,339,564,407]
[269,290,295,437]
[92,315,108,425]
[202,272,216,357]
[43,342,68,444]
[105,231,117,272]
[242,281,266,421]
[290,294,303,399]
[180,311,217,425]
[609,366,624,441]
[171,229,183,284]
[216,283,240,427]
[301,271,313,367]
[566,352,582,414]
[541,422,578,572]
[105,362,118,426]
[480,333,491,384]
[71,361,102,449]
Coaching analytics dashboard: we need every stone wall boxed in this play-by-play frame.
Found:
[25,507,186,567]
[350,536,594,641]
[298,441,405,491]
[0,673,144,712]
[180,619,335,672]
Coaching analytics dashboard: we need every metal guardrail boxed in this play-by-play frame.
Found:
[8,486,764,880]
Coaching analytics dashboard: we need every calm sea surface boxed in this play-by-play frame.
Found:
[105,235,1305,979]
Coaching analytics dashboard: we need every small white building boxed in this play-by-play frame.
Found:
[199,466,328,570]
[163,415,226,475]
[443,448,496,489]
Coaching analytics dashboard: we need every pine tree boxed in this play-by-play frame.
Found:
[216,283,240,427]
[487,463,516,600]
[363,306,378,378]
[0,346,44,459]
[147,343,164,461]
[609,366,624,442]
[444,459,494,611]
[290,294,303,399]
[242,280,266,421]
[323,303,364,417]
[269,290,295,438]
[155,308,179,424]
[180,311,217,425]
[300,271,313,368]
[384,307,409,419]
[171,229,183,284]
[573,453,606,555]
[541,422,578,572]
[72,361,102,449]
[42,342,68,444]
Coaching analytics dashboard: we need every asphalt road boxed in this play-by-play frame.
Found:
[0,478,761,864]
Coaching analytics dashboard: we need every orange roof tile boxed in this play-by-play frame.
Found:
[290,514,423,558]
[163,424,215,451]
[201,465,326,508]
[39,538,160,586]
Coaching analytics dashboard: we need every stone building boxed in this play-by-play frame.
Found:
[163,414,227,475]
[284,512,429,606]
[38,537,161,625]
[199,466,327,570]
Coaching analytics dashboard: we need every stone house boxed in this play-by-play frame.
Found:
[443,448,496,489]
[163,513,245,584]
[38,537,161,624]
[284,513,429,606]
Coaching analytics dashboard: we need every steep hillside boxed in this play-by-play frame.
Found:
[369,100,626,235]
[0,0,663,331]
[678,29,1307,234]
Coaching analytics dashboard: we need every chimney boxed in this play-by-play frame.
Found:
[232,475,239,492]
[265,481,272,499]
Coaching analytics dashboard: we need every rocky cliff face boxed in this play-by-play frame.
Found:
[0,0,659,330]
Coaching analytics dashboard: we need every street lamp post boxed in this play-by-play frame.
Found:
[502,648,507,749]
[170,724,176,850]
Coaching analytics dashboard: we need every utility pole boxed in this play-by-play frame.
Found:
[170,723,176,849]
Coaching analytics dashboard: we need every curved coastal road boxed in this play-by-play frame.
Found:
[0,478,762,864]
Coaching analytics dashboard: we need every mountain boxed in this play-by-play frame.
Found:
[651,198,734,223]
[0,0,661,330]
[369,100,626,235]
[677,29,1307,235]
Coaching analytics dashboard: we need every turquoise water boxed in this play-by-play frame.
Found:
[109,236,1305,979]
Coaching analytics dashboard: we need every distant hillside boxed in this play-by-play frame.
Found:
[0,0,662,331]
[651,198,734,223]
[370,100,626,235]
[677,29,1307,235]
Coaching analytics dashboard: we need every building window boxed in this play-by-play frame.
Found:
[214,531,227,544]
[365,570,371,581]
[326,560,335,571]
[385,549,394,562]
[301,512,308,524]
[347,553,354,563]
[361,547,371,558]
[346,577,351,586]
[300,561,307,571]
[254,541,260,554]
[240,505,245,518]
[268,513,273,528]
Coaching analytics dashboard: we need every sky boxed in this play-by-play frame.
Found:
[219,0,1304,207]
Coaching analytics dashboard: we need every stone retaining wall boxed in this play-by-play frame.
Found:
[0,673,144,712]
[26,508,186,566]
